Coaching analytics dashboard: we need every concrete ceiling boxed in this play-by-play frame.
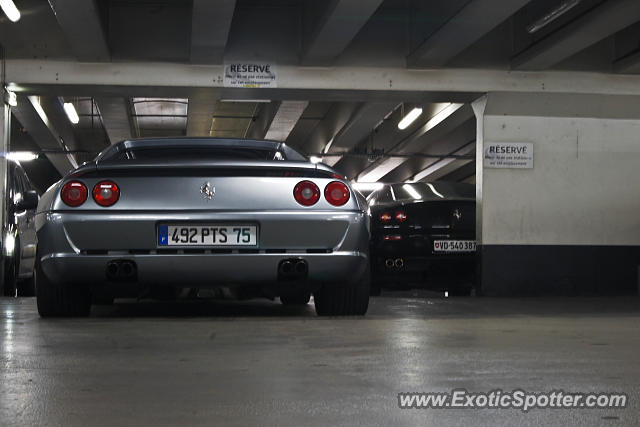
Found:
[2,0,639,188]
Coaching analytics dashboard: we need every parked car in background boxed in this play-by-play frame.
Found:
[34,138,370,317]
[2,160,39,297]
[367,182,476,295]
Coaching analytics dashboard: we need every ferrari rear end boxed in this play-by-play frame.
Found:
[34,138,370,317]
[369,182,476,294]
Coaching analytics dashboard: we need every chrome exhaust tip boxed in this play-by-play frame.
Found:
[394,258,404,268]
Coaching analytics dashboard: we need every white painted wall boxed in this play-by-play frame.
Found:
[479,112,640,246]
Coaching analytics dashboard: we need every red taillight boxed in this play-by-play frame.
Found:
[60,181,88,207]
[324,181,350,206]
[92,181,120,207]
[395,211,407,222]
[294,180,320,206]
[380,212,392,222]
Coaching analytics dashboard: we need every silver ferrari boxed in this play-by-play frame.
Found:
[34,138,370,317]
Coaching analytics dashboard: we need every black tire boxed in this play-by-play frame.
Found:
[369,276,382,296]
[2,255,18,297]
[35,258,91,317]
[17,275,36,297]
[280,292,311,306]
[314,269,370,316]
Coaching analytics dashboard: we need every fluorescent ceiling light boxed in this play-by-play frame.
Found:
[309,156,322,164]
[0,0,20,22]
[357,103,466,182]
[352,182,384,192]
[220,99,271,103]
[526,0,581,34]
[63,102,80,124]
[6,151,38,162]
[398,107,423,130]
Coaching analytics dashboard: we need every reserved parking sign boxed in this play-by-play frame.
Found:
[484,142,534,169]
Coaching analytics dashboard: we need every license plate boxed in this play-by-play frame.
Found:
[157,225,258,247]
[433,240,476,253]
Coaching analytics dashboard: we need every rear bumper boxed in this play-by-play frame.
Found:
[372,254,475,273]
[36,210,370,287]
[40,251,368,287]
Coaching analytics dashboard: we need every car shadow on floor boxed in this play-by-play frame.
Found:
[91,298,319,318]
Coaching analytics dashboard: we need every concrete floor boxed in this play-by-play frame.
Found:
[1,293,639,426]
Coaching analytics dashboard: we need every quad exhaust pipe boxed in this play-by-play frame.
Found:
[278,258,308,280]
[106,259,137,281]
[385,258,404,269]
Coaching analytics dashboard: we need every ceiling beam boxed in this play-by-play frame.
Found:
[302,0,384,65]
[409,142,475,182]
[186,90,219,136]
[356,103,470,182]
[48,0,110,62]
[9,60,640,97]
[38,96,82,153]
[383,118,476,183]
[11,96,77,176]
[614,50,640,74]
[244,102,280,140]
[191,0,237,64]
[512,0,640,70]
[438,160,477,183]
[264,101,309,141]
[288,102,360,155]
[95,98,133,144]
[408,0,531,67]
[322,102,398,166]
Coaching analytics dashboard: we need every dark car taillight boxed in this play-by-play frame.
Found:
[395,211,407,222]
[61,181,88,207]
[294,180,320,206]
[380,212,392,222]
[324,181,350,206]
[93,181,120,207]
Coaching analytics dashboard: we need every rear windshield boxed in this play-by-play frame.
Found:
[110,147,286,162]
[388,182,475,202]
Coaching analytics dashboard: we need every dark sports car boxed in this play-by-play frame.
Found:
[34,138,370,317]
[367,182,476,295]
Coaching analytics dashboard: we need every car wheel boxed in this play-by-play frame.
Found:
[314,268,370,316]
[17,275,36,297]
[2,255,18,297]
[35,258,91,317]
[280,292,311,305]
[369,276,382,296]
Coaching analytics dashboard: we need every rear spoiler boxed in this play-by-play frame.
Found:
[68,161,344,180]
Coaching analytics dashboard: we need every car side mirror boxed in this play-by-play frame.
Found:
[15,190,39,211]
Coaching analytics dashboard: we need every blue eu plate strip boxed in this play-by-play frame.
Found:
[158,225,169,246]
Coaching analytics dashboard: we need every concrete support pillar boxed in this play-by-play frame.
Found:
[474,92,640,295]
[1,101,9,244]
